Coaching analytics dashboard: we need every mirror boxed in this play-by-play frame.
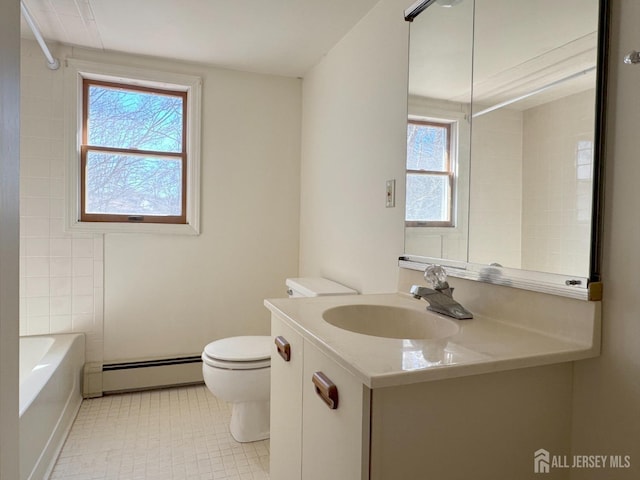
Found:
[404,0,606,291]
[405,0,474,264]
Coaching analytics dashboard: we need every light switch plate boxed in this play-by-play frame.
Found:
[386,179,395,208]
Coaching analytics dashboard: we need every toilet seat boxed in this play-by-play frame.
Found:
[202,336,271,370]
[202,355,270,370]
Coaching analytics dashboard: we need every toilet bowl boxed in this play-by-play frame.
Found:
[202,336,271,443]
[202,277,357,443]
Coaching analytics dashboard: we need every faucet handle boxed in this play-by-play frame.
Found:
[424,265,448,289]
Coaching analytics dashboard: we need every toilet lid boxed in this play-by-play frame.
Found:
[203,336,271,362]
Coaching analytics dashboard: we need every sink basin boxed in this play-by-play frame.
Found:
[322,304,460,340]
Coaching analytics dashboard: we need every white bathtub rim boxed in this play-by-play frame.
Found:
[19,333,83,417]
[19,336,54,384]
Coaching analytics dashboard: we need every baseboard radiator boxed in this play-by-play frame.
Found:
[85,356,204,397]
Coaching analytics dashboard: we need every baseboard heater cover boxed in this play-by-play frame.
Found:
[101,355,204,394]
[103,355,202,371]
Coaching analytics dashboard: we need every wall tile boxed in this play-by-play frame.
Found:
[26,297,50,317]
[27,315,50,335]
[19,42,104,364]
[72,238,94,257]
[72,295,94,316]
[73,276,94,296]
[25,257,49,277]
[72,314,94,332]
[521,89,595,276]
[50,276,72,296]
[93,260,104,288]
[72,258,93,277]
[50,238,72,257]
[50,315,73,333]
[49,178,64,198]
[25,238,50,257]
[23,196,50,217]
[25,277,50,297]
[50,296,72,315]
[50,258,72,277]
[21,217,49,237]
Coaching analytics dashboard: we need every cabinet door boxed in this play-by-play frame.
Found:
[301,340,371,480]
[270,315,304,480]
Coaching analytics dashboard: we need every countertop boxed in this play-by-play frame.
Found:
[264,293,600,389]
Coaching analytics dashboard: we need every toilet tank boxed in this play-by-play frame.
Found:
[286,277,357,298]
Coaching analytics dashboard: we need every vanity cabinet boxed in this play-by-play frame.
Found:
[271,315,370,480]
[271,313,575,480]
[270,316,304,480]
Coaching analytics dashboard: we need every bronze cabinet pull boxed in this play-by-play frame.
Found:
[312,371,339,409]
[274,336,291,362]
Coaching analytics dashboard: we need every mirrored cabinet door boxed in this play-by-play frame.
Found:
[405,0,474,262]
[404,0,606,287]
[469,0,599,278]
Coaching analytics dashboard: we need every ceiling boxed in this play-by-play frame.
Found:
[19,0,381,77]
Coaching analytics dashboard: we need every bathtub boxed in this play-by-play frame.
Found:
[19,334,85,480]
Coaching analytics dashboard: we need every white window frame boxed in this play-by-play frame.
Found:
[406,106,470,239]
[405,95,471,260]
[65,58,202,235]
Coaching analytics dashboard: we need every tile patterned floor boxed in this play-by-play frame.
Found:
[50,385,270,480]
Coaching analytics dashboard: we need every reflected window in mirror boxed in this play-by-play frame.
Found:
[406,119,454,227]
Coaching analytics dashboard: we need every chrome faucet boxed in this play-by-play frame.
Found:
[410,265,473,320]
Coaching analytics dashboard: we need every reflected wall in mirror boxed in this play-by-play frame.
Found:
[405,0,603,280]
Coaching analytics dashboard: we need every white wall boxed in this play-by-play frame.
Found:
[99,57,301,360]
[100,53,301,362]
[0,0,20,476]
[18,42,302,363]
[299,0,409,293]
[570,1,640,477]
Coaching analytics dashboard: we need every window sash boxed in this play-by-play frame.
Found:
[81,79,188,224]
[407,119,451,173]
[405,171,454,227]
[80,146,187,224]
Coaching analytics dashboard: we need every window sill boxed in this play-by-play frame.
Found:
[66,219,200,236]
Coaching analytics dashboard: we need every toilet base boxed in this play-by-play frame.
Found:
[229,400,270,443]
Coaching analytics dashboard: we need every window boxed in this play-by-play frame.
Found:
[82,80,187,224]
[65,59,201,234]
[405,119,454,227]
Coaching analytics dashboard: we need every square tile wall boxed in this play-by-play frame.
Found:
[20,41,104,363]
[521,89,595,277]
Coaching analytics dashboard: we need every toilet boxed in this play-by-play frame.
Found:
[201,277,357,443]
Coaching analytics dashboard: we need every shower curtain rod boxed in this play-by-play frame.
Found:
[471,66,596,118]
[20,0,60,70]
